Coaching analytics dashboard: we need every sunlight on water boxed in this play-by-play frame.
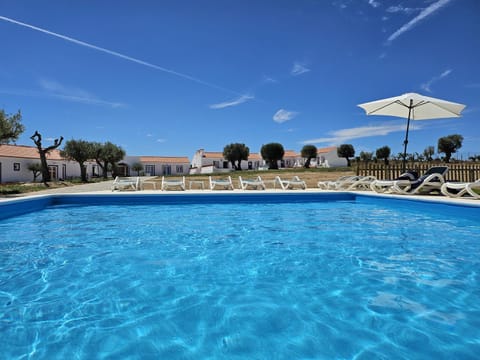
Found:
[1,200,479,359]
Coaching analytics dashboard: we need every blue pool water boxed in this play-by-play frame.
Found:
[1,194,479,359]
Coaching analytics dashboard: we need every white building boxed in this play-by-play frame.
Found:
[0,144,97,183]
[120,156,190,176]
[314,146,347,167]
[190,148,309,174]
[0,144,190,183]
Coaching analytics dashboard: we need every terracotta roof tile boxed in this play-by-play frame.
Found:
[0,144,63,160]
[139,156,190,163]
[317,146,337,154]
[284,150,299,157]
[248,153,262,160]
[203,152,224,159]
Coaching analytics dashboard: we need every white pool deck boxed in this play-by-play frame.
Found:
[1,179,480,208]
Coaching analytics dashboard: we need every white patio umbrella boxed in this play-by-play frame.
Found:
[358,92,466,171]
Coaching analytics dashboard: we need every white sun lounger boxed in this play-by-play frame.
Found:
[239,176,266,190]
[209,176,234,190]
[318,176,356,190]
[370,171,418,193]
[161,176,186,191]
[390,166,448,195]
[276,176,306,190]
[111,176,141,191]
[440,179,480,199]
[319,175,375,191]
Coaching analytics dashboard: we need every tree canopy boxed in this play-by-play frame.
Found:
[337,144,355,166]
[375,146,391,165]
[438,134,463,163]
[223,143,250,170]
[92,141,126,178]
[60,139,95,182]
[300,144,317,168]
[0,109,24,144]
[261,143,284,169]
[423,146,435,162]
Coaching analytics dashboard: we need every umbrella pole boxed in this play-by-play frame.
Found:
[402,99,413,173]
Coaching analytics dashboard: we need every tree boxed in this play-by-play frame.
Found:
[30,131,64,185]
[301,144,317,168]
[438,134,463,163]
[27,163,42,182]
[132,162,143,176]
[337,144,355,166]
[423,146,435,162]
[359,151,373,164]
[92,142,126,179]
[223,143,250,170]
[0,109,24,144]
[261,142,285,169]
[60,139,94,182]
[376,146,391,165]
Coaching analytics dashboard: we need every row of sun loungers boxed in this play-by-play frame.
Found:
[112,176,306,192]
[111,169,480,200]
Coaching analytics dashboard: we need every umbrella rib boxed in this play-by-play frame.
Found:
[366,100,410,115]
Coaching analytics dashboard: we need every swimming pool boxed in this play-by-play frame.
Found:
[1,193,479,358]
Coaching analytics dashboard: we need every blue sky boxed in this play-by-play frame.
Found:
[1,0,479,160]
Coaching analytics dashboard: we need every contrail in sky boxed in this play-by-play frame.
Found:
[0,15,240,95]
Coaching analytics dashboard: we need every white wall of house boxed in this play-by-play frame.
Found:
[0,156,98,183]
[122,156,190,176]
[313,147,347,167]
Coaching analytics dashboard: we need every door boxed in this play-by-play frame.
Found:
[162,165,171,175]
[48,165,58,181]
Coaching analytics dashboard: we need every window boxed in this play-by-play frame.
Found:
[48,165,58,180]
[223,161,229,169]
[13,163,20,171]
[176,165,183,173]
[145,165,155,176]
[213,161,219,168]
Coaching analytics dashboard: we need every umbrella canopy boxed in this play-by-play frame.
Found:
[358,92,466,171]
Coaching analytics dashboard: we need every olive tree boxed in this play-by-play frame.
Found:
[132,162,144,176]
[60,139,95,182]
[376,146,391,165]
[337,144,355,167]
[27,163,42,182]
[261,143,285,169]
[92,141,126,179]
[0,109,24,144]
[359,151,373,164]
[438,134,463,163]
[223,143,250,170]
[423,146,435,162]
[301,144,317,168]
[30,131,64,185]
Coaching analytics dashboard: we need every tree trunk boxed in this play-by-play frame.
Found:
[80,163,88,182]
[30,131,63,186]
[304,158,311,168]
[346,157,351,167]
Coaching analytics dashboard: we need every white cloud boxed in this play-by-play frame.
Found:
[300,123,420,145]
[273,109,298,123]
[420,69,452,93]
[386,0,452,43]
[157,138,166,143]
[209,94,254,109]
[291,62,310,76]
[386,5,420,14]
[262,75,278,84]
[368,0,380,8]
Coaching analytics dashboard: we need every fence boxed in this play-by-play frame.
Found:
[357,162,480,182]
